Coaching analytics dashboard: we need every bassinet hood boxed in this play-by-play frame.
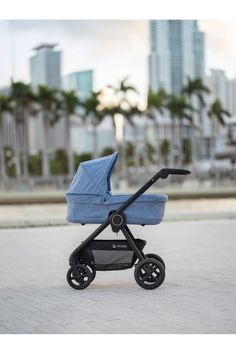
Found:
[67,152,119,196]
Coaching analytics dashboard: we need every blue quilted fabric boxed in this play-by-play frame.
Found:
[66,152,168,225]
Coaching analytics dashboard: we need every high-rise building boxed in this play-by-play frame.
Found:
[208,69,236,117]
[29,43,65,154]
[30,44,61,89]
[148,20,205,94]
[63,70,93,101]
[208,69,228,109]
[227,79,236,117]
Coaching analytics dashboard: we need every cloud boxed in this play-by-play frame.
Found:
[7,20,147,48]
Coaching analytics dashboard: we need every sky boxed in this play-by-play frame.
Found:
[1,20,236,101]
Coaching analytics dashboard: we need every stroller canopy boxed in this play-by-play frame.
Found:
[68,152,119,196]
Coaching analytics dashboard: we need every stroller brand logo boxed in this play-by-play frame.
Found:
[112,244,127,249]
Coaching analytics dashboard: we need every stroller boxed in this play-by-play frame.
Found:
[66,152,190,290]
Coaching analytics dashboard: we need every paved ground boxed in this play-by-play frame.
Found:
[0,219,236,334]
[0,198,236,228]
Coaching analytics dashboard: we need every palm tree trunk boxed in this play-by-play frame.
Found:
[143,117,149,174]
[179,119,184,167]
[170,117,176,167]
[42,112,50,178]
[65,114,74,177]
[190,94,197,176]
[92,120,98,159]
[190,121,197,174]
[134,140,140,174]
[121,118,127,181]
[22,108,29,179]
[0,117,7,180]
[211,118,216,172]
[155,120,160,168]
[0,145,6,180]
[13,113,21,179]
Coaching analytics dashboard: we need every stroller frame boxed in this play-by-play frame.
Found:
[68,167,190,290]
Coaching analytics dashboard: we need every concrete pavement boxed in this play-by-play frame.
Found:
[0,219,236,333]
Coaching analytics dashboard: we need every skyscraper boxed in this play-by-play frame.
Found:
[63,70,93,101]
[208,69,228,109]
[29,43,65,153]
[148,20,205,94]
[30,44,61,89]
[228,79,236,117]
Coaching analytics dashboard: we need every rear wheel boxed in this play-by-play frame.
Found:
[134,258,165,290]
[67,264,92,290]
[145,253,165,270]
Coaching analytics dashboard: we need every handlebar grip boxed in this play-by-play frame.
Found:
[159,168,191,179]
[166,168,191,175]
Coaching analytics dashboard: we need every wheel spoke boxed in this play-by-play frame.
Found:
[141,272,149,281]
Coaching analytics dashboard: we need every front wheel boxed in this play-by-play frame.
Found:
[67,264,92,290]
[134,258,165,290]
[87,265,96,282]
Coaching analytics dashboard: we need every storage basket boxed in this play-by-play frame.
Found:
[80,239,146,271]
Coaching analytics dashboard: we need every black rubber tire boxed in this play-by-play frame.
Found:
[67,264,92,290]
[145,253,166,270]
[87,265,96,282]
[134,258,165,290]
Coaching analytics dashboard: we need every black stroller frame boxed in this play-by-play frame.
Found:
[67,168,190,290]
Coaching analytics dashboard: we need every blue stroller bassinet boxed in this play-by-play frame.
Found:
[66,152,190,290]
[66,152,167,225]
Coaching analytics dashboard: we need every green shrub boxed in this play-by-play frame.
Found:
[28,154,42,176]
[100,147,115,157]
[4,146,16,176]
[50,149,68,175]
[74,152,92,170]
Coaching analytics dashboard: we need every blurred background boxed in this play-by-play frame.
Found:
[0,20,236,226]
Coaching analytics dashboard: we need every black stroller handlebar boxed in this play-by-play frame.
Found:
[159,168,191,179]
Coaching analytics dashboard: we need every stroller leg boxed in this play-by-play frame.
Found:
[121,225,145,262]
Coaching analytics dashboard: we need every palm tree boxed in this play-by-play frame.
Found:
[146,88,167,166]
[182,77,210,108]
[61,90,79,177]
[208,99,230,167]
[37,85,59,178]
[11,81,37,179]
[0,95,12,180]
[82,91,105,159]
[107,77,139,180]
[166,94,194,166]
[182,77,210,167]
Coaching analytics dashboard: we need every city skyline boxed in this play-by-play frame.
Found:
[1,20,236,103]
